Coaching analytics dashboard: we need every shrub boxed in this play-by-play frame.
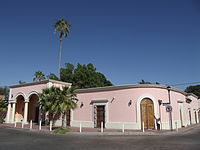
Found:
[53,128,72,134]
[0,118,5,124]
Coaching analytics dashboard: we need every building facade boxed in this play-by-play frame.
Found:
[6,80,71,125]
[6,81,199,130]
[72,84,199,130]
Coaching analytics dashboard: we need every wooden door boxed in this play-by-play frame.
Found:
[97,106,105,128]
[34,106,39,123]
[66,110,70,126]
[140,98,154,129]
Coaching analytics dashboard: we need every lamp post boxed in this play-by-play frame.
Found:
[158,100,162,130]
[167,86,173,131]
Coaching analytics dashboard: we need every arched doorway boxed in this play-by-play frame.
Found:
[15,95,25,122]
[28,94,39,123]
[140,98,155,129]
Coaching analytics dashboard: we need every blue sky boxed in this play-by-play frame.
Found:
[0,0,200,89]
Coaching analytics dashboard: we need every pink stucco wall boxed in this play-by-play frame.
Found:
[10,81,69,101]
[11,84,47,101]
[74,86,199,127]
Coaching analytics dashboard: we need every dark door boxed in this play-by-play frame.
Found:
[195,111,197,124]
[97,106,105,128]
[34,106,39,123]
[66,110,70,126]
[189,110,192,125]
[198,111,200,123]
[140,98,155,129]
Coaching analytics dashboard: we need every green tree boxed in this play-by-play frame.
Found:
[185,85,200,98]
[47,73,60,81]
[0,99,7,113]
[60,63,74,83]
[38,87,59,124]
[54,18,71,76]
[138,80,160,85]
[60,63,113,89]
[0,86,9,100]
[0,99,7,123]
[19,80,26,84]
[33,71,46,82]
[38,86,77,128]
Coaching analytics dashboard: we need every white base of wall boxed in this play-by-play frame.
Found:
[161,120,188,130]
[106,122,140,130]
[71,120,94,128]
[71,120,141,130]
[71,120,198,130]
[54,119,62,126]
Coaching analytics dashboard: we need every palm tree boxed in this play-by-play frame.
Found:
[33,71,46,82]
[58,87,77,128]
[54,18,71,77]
[38,87,59,124]
[38,86,77,128]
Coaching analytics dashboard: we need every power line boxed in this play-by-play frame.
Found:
[170,82,200,87]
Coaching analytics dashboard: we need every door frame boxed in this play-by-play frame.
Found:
[140,98,155,129]
[136,94,158,130]
[96,105,105,128]
[178,102,184,127]
[92,100,108,128]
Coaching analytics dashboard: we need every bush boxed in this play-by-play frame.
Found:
[53,128,72,134]
[0,118,5,124]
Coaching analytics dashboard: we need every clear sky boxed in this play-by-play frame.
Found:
[0,0,200,89]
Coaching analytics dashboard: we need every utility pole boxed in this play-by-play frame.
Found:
[167,86,173,131]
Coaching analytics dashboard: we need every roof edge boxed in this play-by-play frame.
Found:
[186,93,199,99]
[10,79,72,88]
[75,84,190,96]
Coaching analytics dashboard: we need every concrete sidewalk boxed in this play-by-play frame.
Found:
[1,122,200,136]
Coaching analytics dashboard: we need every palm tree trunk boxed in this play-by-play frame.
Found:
[58,39,62,78]
[61,112,65,129]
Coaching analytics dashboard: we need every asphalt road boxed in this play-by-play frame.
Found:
[0,126,200,150]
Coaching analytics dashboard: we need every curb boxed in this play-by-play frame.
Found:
[1,123,200,136]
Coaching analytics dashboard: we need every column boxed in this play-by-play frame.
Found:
[6,103,11,123]
[196,111,199,123]
[11,102,16,123]
[23,101,29,123]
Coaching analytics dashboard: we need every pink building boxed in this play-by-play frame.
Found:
[6,80,71,126]
[6,80,199,130]
[73,84,199,130]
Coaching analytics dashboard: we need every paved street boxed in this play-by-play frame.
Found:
[0,125,200,150]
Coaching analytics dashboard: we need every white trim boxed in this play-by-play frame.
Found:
[9,88,12,100]
[92,100,108,128]
[70,109,73,124]
[136,94,158,129]
[27,91,39,99]
[71,120,94,128]
[178,103,184,127]
[14,92,26,102]
[196,110,199,123]
[106,121,140,130]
